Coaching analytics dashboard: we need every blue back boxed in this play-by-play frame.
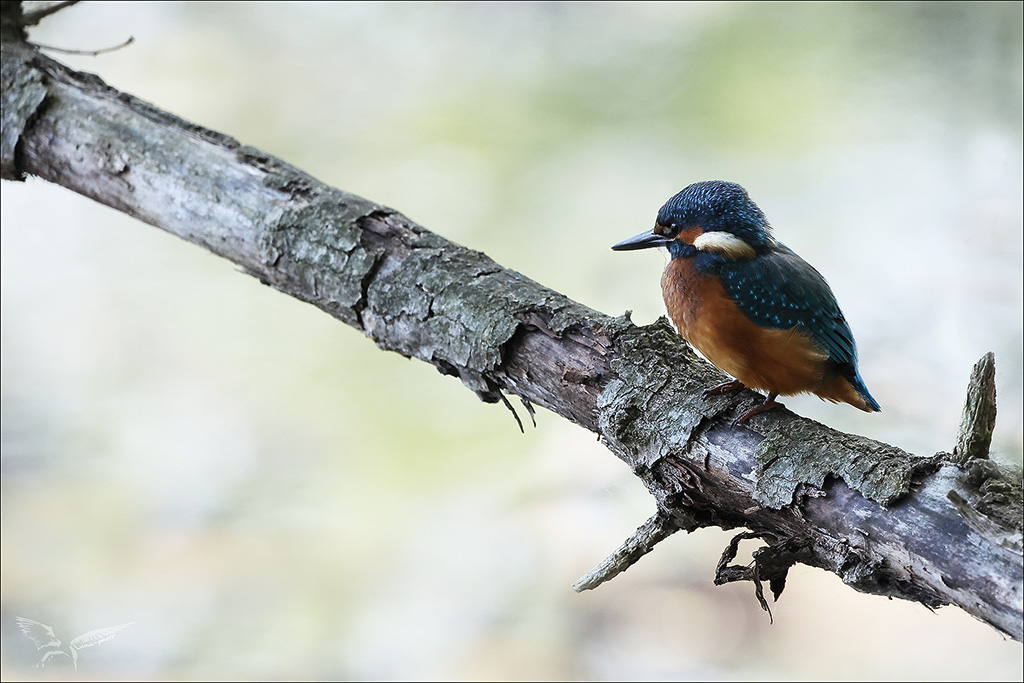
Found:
[714,243,856,367]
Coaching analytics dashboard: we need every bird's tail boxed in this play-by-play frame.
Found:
[817,366,881,412]
[848,370,881,412]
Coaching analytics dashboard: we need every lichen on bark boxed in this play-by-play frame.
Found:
[753,424,940,509]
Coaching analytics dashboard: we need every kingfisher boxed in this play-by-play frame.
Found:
[612,180,880,425]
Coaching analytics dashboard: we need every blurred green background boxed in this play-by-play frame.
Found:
[2,1,1021,679]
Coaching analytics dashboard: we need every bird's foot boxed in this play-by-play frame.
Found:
[731,393,783,426]
[702,379,745,397]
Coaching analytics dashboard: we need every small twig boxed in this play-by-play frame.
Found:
[31,36,135,56]
[714,531,778,623]
[21,0,81,26]
[573,511,679,592]
[751,560,774,625]
[714,531,762,582]
[497,391,524,433]
[521,397,536,428]
[953,352,997,465]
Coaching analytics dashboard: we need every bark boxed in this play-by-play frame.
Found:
[3,32,1021,641]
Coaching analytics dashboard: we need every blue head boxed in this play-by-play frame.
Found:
[658,181,772,247]
[613,181,775,260]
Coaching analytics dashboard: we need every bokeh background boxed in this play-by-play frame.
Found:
[2,1,1022,680]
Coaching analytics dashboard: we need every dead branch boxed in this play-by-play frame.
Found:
[2,22,1021,641]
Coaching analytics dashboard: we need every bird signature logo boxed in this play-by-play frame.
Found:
[15,616,132,670]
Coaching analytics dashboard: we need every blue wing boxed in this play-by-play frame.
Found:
[714,242,858,367]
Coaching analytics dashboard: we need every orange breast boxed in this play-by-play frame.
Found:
[661,258,832,397]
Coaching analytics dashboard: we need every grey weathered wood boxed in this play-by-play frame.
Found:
[954,352,998,465]
[572,511,682,592]
[3,33,1021,641]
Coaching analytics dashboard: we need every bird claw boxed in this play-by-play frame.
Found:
[730,395,783,426]
[701,380,782,426]
[702,379,745,398]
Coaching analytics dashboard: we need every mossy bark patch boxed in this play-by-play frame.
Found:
[754,422,938,509]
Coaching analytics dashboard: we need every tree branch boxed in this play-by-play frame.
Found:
[3,33,1021,640]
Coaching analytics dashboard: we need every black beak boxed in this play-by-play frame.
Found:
[611,229,670,251]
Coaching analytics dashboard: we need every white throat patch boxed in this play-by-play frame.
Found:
[692,232,756,260]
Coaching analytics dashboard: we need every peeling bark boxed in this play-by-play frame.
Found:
[3,33,1021,641]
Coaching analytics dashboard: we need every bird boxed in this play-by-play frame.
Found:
[15,616,132,670]
[612,180,880,425]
